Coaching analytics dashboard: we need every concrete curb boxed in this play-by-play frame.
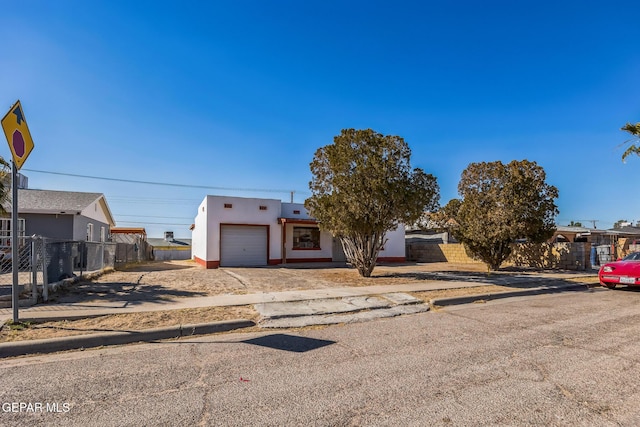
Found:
[431,283,589,307]
[0,319,255,358]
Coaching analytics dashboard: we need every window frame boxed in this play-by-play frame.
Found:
[292,226,321,250]
[87,223,94,242]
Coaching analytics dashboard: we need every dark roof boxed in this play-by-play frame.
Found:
[111,227,147,235]
[608,226,640,235]
[148,238,192,247]
[16,189,103,213]
[3,189,116,226]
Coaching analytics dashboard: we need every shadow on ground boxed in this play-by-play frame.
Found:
[242,334,336,353]
[375,270,596,289]
[50,282,208,305]
[116,261,194,273]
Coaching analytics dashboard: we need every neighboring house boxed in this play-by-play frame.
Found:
[549,225,640,265]
[1,189,116,242]
[548,226,640,246]
[148,232,192,261]
[111,227,153,264]
[550,226,607,244]
[405,229,457,245]
[191,195,405,268]
[609,226,640,244]
[111,227,147,244]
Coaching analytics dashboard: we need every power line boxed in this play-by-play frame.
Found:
[109,199,201,205]
[109,196,202,202]
[117,220,191,226]
[22,168,309,194]
[115,214,193,219]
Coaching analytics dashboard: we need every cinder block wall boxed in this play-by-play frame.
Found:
[406,243,482,264]
[509,242,591,270]
[407,242,592,270]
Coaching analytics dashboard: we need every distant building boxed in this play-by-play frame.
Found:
[148,231,191,261]
[110,227,147,244]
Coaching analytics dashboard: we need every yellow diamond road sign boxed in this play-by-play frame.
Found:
[1,100,35,170]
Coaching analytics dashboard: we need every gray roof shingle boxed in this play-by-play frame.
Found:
[16,189,103,213]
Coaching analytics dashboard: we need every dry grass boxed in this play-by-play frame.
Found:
[0,305,259,343]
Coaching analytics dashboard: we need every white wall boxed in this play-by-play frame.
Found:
[80,197,113,225]
[281,202,312,219]
[191,197,209,262]
[201,195,283,264]
[379,224,406,259]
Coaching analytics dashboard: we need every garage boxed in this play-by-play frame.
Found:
[220,225,268,267]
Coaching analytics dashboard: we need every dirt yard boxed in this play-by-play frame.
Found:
[47,260,551,303]
[1,260,598,343]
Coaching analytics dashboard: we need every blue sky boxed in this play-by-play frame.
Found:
[1,1,639,237]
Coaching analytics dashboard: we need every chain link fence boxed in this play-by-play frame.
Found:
[0,236,116,304]
[115,240,152,266]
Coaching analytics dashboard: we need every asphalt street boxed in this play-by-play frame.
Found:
[1,288,640,426]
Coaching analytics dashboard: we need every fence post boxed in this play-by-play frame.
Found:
[80,241,85,277]
[42,238,48,302]
[30,238,38,304]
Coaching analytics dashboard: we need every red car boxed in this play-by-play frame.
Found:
[599,252,640,289]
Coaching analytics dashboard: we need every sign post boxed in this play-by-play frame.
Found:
[1,100,35,323]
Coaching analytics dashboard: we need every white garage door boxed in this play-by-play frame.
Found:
[220,225,268,267]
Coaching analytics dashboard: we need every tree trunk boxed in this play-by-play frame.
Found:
[339,232,386,277]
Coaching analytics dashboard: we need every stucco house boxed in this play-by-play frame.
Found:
[1,188,116,242]
[191,195,405,268]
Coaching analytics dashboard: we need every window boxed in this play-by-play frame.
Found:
[0,218,25,246]
[292,227,320,249]
[224,203,233,209]
[100,226,106,242]
[87,223,94,241]
[293,210,301,215]
[259,205,267,211]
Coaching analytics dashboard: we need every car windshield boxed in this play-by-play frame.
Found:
[623,252,640,261]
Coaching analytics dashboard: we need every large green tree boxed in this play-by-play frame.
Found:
[441,159,558,271]
[305,128,439,277]
[621,122,640,160]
